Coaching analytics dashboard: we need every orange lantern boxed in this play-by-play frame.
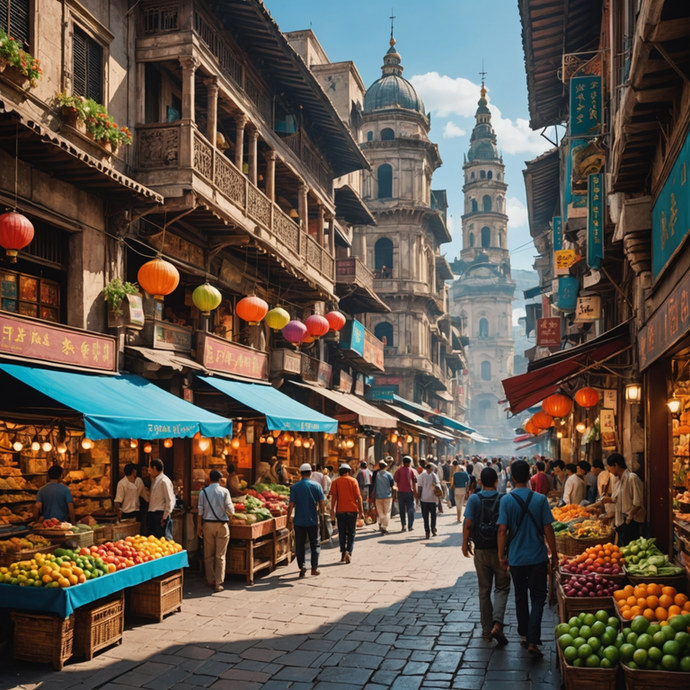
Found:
[138,257,180,299]
[542,393,573,419]
[305,314,330,338]
[325,311,346,332]
[0,212,34,262]
[574,386,600,408]
[531,411,553,430]
[236,295,268,325]
[524,419,539,435]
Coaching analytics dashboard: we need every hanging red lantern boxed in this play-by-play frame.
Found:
[305,314,330,339]
[282,320,308,344]
[325,310,346,332]
[574,386,600,408]
[138,257,180,299]
[542,393,573,419]
[531,411,553,430]
[236,295,268,325]
[0,212,34,262]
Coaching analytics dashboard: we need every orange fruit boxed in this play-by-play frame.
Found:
[668,605,681,617]
[643,608,656,621]
[655,607,668,621]
[622,610,632,620]
[659,595,674,609]
[660,620,668,627]
[684,602,690,612]
[614,590,626,601]
[646,595,660,609]
[627,596,638,607]
[647,584,662,596]
[637,598,648,608]
[661,587,677,598]
[675,593,689,607]
[623,585,634,597]
[630,606,643,617]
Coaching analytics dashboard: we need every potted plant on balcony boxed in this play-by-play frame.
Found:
[0,29,42,89]
[82,99,133,155]
[56,92,87,131]
[103,278,143,328]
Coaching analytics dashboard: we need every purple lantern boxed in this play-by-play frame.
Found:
[282,320,308,344]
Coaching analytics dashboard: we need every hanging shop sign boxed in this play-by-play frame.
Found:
[569,75,602,137]
[153,321,193,352]
[652,129,690,280]
[600,408,617,451]
[354,374,365,396]
[0,313,116,371]
[337,370,353,393]
[198,332,268,380]
[603,389,617,414]
[555,276,579,312]
[587,173,604,270]
[536,317,561,347]
[555,249,578,275]
[363,329,385,371]
[271,348,302,376]
[574,295,601,323]
[150,232,205,270]
[301,354,332,387]
[340,319,385,371]
[553,216,563,251]
[565,139,588,221]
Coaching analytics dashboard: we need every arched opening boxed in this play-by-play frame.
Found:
[470,172,475,180]
[498,231,503,248]
[481,226,491,248]
[487,170,493,180]
[481,361,492,381]
[367,131,373,141]
[374,322,394,347]
[374,238,393,275]
[380,128,395,141]
[480,170,486,179]
[469,232,474,247]
[482,195,492,212]
[377,164,393,198]
[471,198,478,212]
[477,399,493,424]
[479,318,489,338]
[497,172,501,180]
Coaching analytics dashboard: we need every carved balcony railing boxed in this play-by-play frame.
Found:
[279,132,332,195]
[336,256,374,292]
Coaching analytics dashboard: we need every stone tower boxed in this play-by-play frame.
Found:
[451,84,515,442]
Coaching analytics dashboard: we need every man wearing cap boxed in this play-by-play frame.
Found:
[329,464,364,563]
[287,463,326,577]
[394,456,418,531]
[371,460,395,535]
[196,470,234,593]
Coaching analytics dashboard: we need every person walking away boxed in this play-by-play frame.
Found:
[310,464,325,489]
[34,465,75,524]
[462,467,510,645]
[466,464,477,497]
[394,456,418,531]
[580,461,597,504]
[450,463,471,521]
[417,463,442,538]
[496,464,510,495]
[356,461,372,502]
[529,461,550,496]
[147,458,176,540]
[434,461,446,513]
[197,469,234,592]
[601,453,645,545]
[497,460,558,657]
[115,463,149,521]
[561,463,584,506]
[287,463,325,577]
[329,464,364,563]
[371,460,395,534]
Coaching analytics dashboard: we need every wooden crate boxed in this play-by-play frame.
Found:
[74,592,124,660]
[92,525,111,542]
[70,531,94,548]
[0,544,53,568]
[226,537,273,585]
[128,570,183,623]
[557,581,614,622]
[625,571,687,593]
[111,521,140,542]
[557,532,616,557]
[622,662,690,690]
[229,519,276,540]
[556,638,618,690]
[11,611,74,670]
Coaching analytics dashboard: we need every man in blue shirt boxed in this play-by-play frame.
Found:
[34,465,75,524]
[371,460,395,535]
[287,463,325,578]
[497,460,558,657]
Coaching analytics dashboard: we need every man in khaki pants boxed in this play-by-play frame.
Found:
[197,470,234,592]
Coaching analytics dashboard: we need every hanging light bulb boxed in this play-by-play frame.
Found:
[81,437,93,450]
[575,422,586,434]
[198,438,210,452]
[405,434,413,444]
[143,441,152,453]
[57,442,67,454]
[266,435,274,444]
[12,437,23,452]
[556,431,563,439]
[346,439,355,448]
[390,432,398,443]
[163,438,173,449]
[31,436,40,452]
[294,436,303,447]
[231,438,241,449]
[668,396,681,414]
[259,435,266,444]
[42,440,52,452]
[130,439,138,448]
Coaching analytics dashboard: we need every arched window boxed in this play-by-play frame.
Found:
[481,226,491,248]
[479,318,489,338]
[470,172,475,179]
[469,232,474,247]
[381,128,395,141]
[482,195,492,212]
[498,231,503,248]
[487,170,493,180]
[481,361,492,381]
[374,238,393,274]
[374,322,394,347]
[497,172,501,180]
[366,131,373,141]
[471,198,478,212]
[478,399,493,424]
[480,170,486,179]
[377,164,393,198]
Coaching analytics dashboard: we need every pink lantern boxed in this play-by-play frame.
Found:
[305,314,330,339]
[282,320,308,344]
[325,311,346,332]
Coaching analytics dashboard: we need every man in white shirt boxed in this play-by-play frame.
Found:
[114,463,149,521]
[417,463,442,539]
[147,458,176,540]
[602,453,645,545]
[561,463,585,506]
[311,464,325,489]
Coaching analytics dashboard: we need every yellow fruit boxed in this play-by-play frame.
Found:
[58,578,70,588]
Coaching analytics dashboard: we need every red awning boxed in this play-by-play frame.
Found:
[514,434,532,443]
[501,323,630,414]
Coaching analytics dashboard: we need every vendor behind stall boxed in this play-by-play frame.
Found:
[115,463,150,521]
[148,458,175,541]
[34,465,75,524]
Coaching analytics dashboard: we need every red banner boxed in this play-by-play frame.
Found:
[0,313,116,371]
[363,329,385,371]
[198,333,268,380]
[536,317,561,347]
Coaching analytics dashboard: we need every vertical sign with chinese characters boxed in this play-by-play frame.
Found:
[600,408,617,451]
[553,216,563,251]
[570,76,602,137]
[536,317,561,347]
[587,173,604,270]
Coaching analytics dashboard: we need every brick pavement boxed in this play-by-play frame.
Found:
[1,511,561,690]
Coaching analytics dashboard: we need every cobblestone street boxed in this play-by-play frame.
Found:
[1,512,560,690]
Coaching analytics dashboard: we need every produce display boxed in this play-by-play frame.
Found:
[0,534,51,554]
[569,519,612,540]
[556,609,622,668]
[0,476,37,490]
[0,492,35,503]
[676,491,690,504]
[621,537,685,577]
[618,613,690,671]
[0,506,32,524]
[231,484,289,524]
[614,583,690,622]
[561,543,625,577]
[562,574,618,598]
[553,504,591,522]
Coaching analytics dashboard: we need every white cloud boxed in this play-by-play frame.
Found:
[506,197,528,229]
[443,121,466,138]
[410,72,551,157]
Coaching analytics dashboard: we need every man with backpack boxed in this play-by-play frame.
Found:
[462,467,510,645]
[497,460,558,657]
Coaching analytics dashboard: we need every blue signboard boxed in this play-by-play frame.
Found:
[570,76,602,137]
[340,319,365,357]
[556,276,579,312]
[652,129,690,280]
[564,139,588,222]
[553,216,563,251]
[587,173,604,270]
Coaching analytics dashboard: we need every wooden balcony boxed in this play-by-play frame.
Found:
[336,256,374,292]
[336,257,390,314]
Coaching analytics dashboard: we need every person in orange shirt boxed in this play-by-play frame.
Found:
[330,464,365,564]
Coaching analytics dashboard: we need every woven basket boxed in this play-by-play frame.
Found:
[128,570,183,623]
[557,581,614,622]
[560,566,628,586]
[111,521,140,542]
[622,662,690,690]
[74,592,124,660]
[11,611,74,670]
[556,639,618,690]
[0,544,53,568]
[69,531,94,548]
[624,571,687,593]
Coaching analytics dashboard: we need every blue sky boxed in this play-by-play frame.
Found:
[265,0,552,271]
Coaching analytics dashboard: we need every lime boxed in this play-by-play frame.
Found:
[558,634,574,650]
[583,613,596,627]
[556,623,571,637]
[615,634,625,649]
[588,637,602,653]
[569,617,581,628]
[580,625,593,639]
[572,658,583,667]
[573,637,587,649]
[595,610,609,623]
[569,627,581,638]
[679,656,690,672]
[662,625,677,641]
[633,649,648,666]
[648,646,663,663]
[670,616,688,632]
[591,621,606,637]
[674,631,690,649]
[564,646,578,663]
[626,632,639,646]
[600,658,612,668]
[603,646,619,664]
[579,612,587,622]
[636,634,653,650]
[662,640,681,657]
[608,617,620,630]
[600,631,615,647]
[652,631,667,648]
[662,654,679,671]
[627,660,638,669]
[585,654,600,667]
[605,625,618,638]
[645,659,656,670]
[578,644,593,660]
[620,644,635,662]
[648,624,662,637]
[631,616,650,635]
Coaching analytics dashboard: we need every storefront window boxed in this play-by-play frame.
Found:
[0,268,60,322]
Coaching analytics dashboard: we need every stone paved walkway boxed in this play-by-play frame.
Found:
[1,511,561,690]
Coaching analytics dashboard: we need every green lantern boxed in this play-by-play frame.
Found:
[192,283,222,315]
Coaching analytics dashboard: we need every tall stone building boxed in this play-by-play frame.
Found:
[451,85,515,442]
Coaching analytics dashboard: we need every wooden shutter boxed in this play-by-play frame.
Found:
[72,28,88,98]
[0,0,30,47]
[73,27,102,102]
[0,0,9,34]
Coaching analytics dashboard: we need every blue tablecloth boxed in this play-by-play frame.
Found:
[0,551,188,618]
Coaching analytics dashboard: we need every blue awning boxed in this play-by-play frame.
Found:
[197,376,338,433]
[430,413,476,435]
[0,363,232,440]
[524,285,545,299]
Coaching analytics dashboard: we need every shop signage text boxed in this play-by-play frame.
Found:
[555,249,578,275]
[0,313,116,371]
[337,370,352,393]
[553,216,562,251]
[363,329,385,371]
[301,355,332,387]
[198,333,268,380]
[153,321,192,352]
[570,75,602,137]
[536,317,561,347]
[270,348,301,375]
[374,376,403,386]
[556,276,579,312]
[587,173,604,270]
[574,295,601,323]
[340,319,385,371]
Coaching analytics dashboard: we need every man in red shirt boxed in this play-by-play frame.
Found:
[394,456,419,532]
[330,464,364,563]
[529,460,550,495]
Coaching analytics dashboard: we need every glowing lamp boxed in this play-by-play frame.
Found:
[236,295,268,325]
[231,438,241,449]
[625,383,642,403]
[163,438,173,448]
[12,439,23,452]
[294,437,303,447]
[266,435,274,444]
[41,441,52,452]
[143,442,153,454]
[137,257,180,299]
[81,438,93,450]
[575,422,587,434]
[325,310,346,332]
[0,211,34,262]
[198,438,210,452]
[130,439,138,448]
[57,442,67,454]
[668,396,681,414]
[265,307,290,331]
[192,283,222,315]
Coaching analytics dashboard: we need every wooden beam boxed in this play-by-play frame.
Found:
[652,17,690,43]
[634,86,677,103]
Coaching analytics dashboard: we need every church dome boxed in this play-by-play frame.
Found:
[468,86,499,161]
[363,39,426,115]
